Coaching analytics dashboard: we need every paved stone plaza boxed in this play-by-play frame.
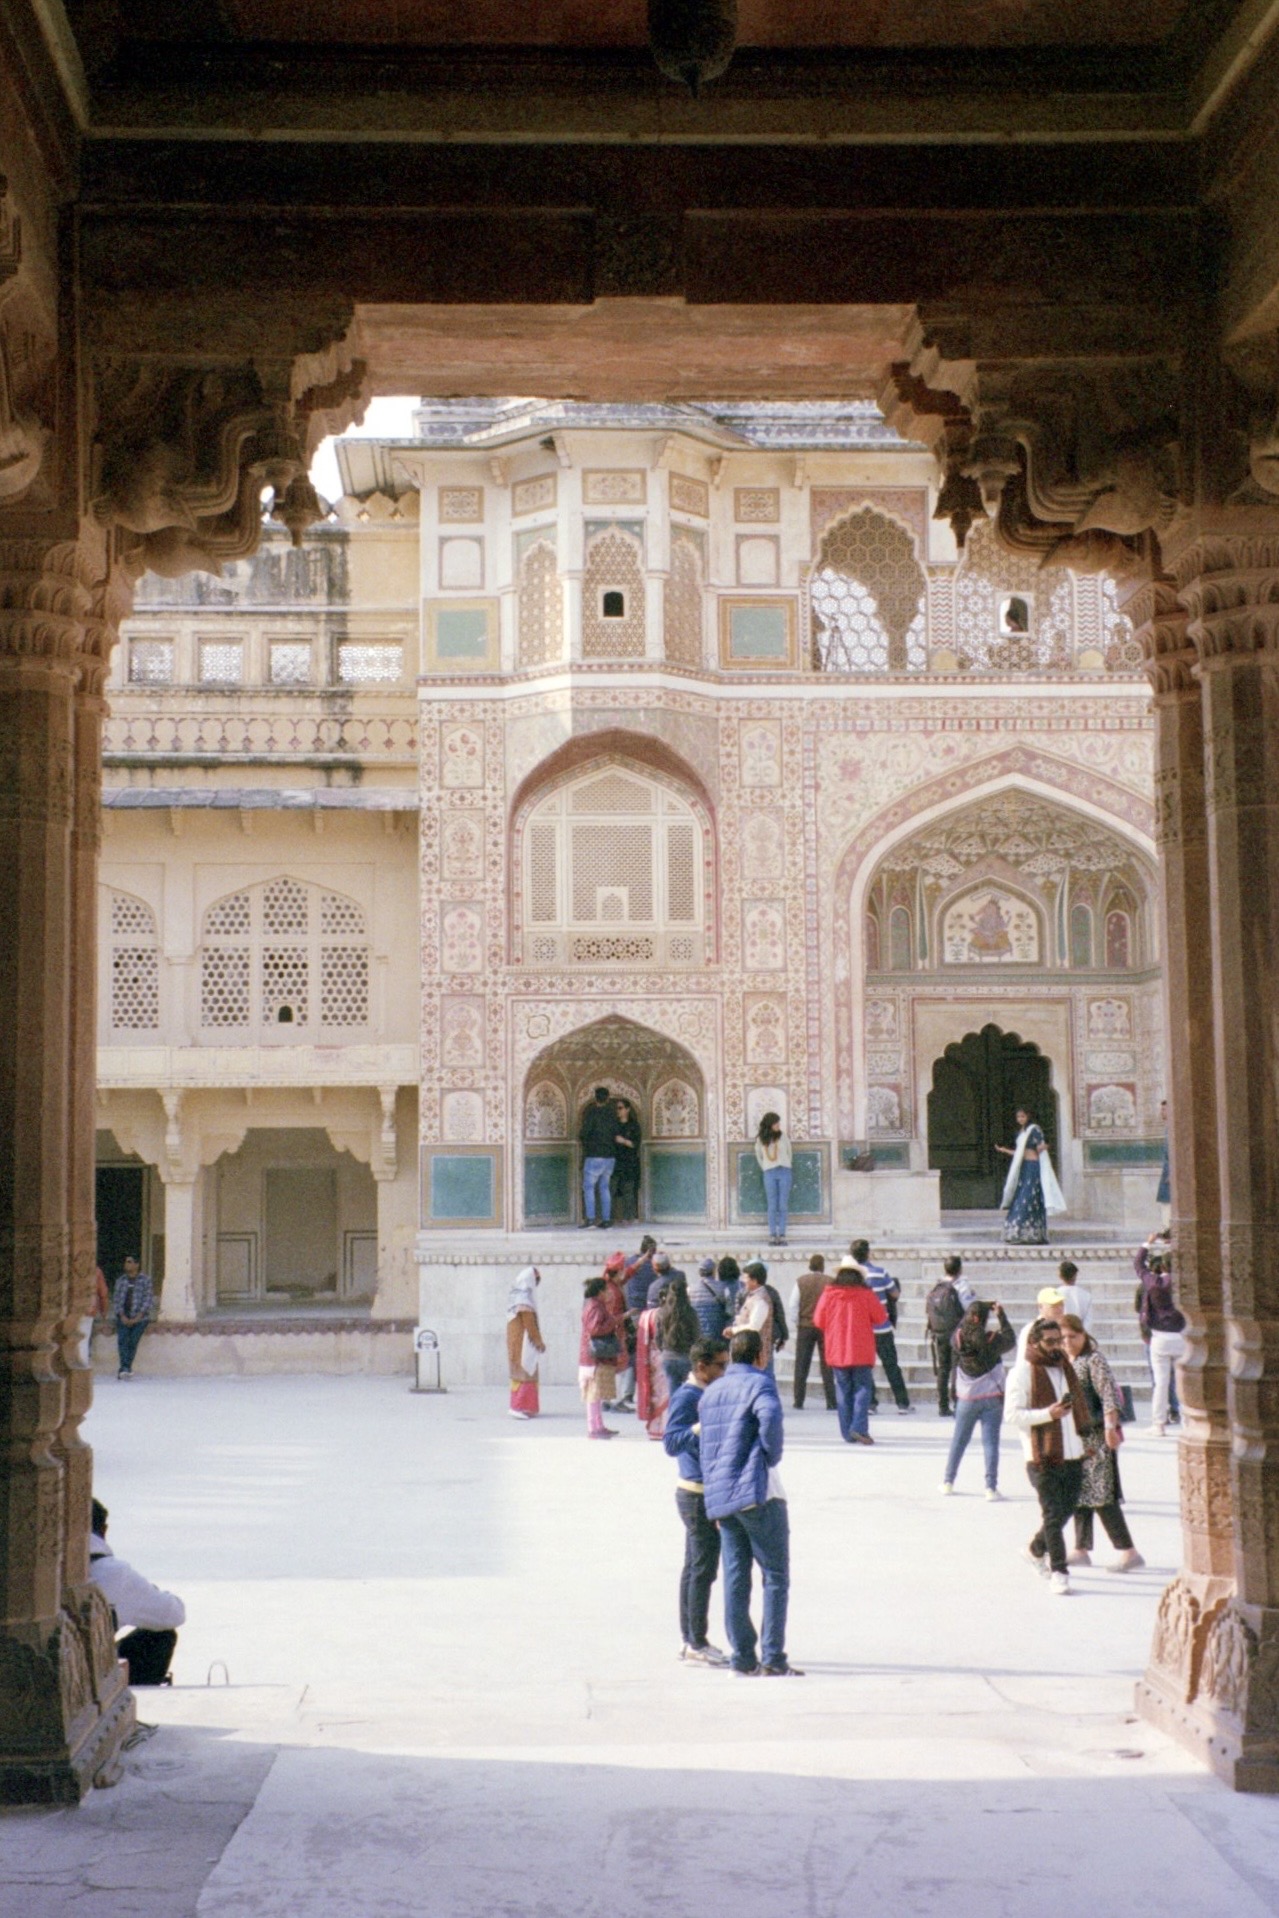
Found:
[4,1375,1279,1916]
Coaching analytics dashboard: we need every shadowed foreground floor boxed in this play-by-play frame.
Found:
[4,1375,1279,1917]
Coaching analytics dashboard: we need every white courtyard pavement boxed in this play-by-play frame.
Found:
[6,1374,1279,1918]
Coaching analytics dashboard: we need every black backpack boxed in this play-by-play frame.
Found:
[764,1282,790,1351]
[926,1279,964,1339]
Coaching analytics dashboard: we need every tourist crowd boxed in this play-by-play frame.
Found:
[501,1225,1181,1674]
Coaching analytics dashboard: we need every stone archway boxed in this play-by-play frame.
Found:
[520,1016,707,1228]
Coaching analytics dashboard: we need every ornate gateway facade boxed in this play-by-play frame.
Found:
[99,397,1162,1330]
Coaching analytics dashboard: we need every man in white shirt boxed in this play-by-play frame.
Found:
[89,1498,186,1685]
[1005,1319,1088,1595]
[732,1261,775,1366]
[1057,1260,1093,1331]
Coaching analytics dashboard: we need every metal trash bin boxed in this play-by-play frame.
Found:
[412,1326,446,1393]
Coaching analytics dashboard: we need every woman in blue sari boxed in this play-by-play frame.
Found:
[997,1107,1066,1245]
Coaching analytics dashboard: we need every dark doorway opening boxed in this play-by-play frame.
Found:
[927,1024,1058,1209]
[96,1164,146,1287]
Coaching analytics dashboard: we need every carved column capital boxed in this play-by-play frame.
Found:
[1172,531,1279,667]
[1114,572,1197,701]
[0,539,93,668]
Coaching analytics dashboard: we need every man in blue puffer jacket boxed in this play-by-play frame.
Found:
[698,1329,804,1677]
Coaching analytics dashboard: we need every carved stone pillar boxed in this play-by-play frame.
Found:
[1154,524,1279,1791]
[0,539,133,1802]
[1123,572,1237,1753]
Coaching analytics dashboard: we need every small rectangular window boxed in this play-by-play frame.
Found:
[199,641,243,685]
[337,643,404,685]
[269,642,311,685]
[128,640,174,684]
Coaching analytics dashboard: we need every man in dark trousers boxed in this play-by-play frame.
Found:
[854,1239,915,1416]
[89,1498,186,1684]
[663,1336,730,1665]
[789,1254,835,1411]
[579,1085,618,1228]
[113,1254,155,1379]
[926,1255,973,1416]
[699,1329,803,1678]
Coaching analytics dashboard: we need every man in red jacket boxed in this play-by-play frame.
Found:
[813,1258,887,1445]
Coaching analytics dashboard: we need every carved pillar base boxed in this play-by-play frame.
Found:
[0,1592,134,1805]
[1139,1588,1279,1792]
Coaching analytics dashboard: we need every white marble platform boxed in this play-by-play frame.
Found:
[5,1376,1278,1917]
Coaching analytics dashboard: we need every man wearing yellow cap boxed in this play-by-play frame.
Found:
[1016,1286,1066,1361]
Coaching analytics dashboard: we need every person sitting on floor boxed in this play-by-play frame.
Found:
[89,1497,186,1686]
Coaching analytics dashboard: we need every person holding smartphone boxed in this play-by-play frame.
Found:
[1005,1317,1091,1595]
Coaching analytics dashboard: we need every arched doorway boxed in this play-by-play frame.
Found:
[522,1016,707,1227]
[927,1025,1059,1209]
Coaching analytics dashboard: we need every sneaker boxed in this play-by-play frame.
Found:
[588,1428,618,1440]
[869,1404,880,1416]
[684,1644,730,1668]
[1049,1571,1071,1596]
[614,1397,635,1414]
[1110,1549,1146,1573]
[1023,1546,1050,1577]
[733,1663,762,1677]
[761,1661,805,1677]
[939,1482,955,1496]
[596,1220,610,1230]
[898,1405,917,1416]
[1066,1548,1091,1567]
[117,1368,125,1380]
[985,1487,1004,1502]
[508,1409,532,1420]
[579,1220,595,1229]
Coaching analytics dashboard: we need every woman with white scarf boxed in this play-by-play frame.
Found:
[506,1265,546,1419]
[996,1106,1066,1245]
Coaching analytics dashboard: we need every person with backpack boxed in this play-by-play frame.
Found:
[926,1256,973,1417]
[813,1257,888,1444]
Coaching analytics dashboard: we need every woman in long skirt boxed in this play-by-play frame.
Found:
[1062,1316,1144,1571]
[996,1106,1066,1245]
[634,1302,671,1440]
[506,1264,546,1419]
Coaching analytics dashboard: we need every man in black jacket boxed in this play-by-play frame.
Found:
[580,1086,618,1228]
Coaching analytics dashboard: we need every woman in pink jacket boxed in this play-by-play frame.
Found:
[813,1258,887,1445]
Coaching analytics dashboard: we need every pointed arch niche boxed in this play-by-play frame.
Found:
[520,1015,707,1226]
[510,746,716,972]
[808,505,926,672]
[850,782,1160,1162]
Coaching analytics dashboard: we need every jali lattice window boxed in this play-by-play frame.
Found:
[664,528,705,667]
[810,508,926,672]
[269,642,311,685]
[522,766,705,967]
[517,533,563,668]
[337,643,404,685]
[200,878,370,1036]
[582,527,645,658]
[128,640,174,685]
[107,890,160,1031]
